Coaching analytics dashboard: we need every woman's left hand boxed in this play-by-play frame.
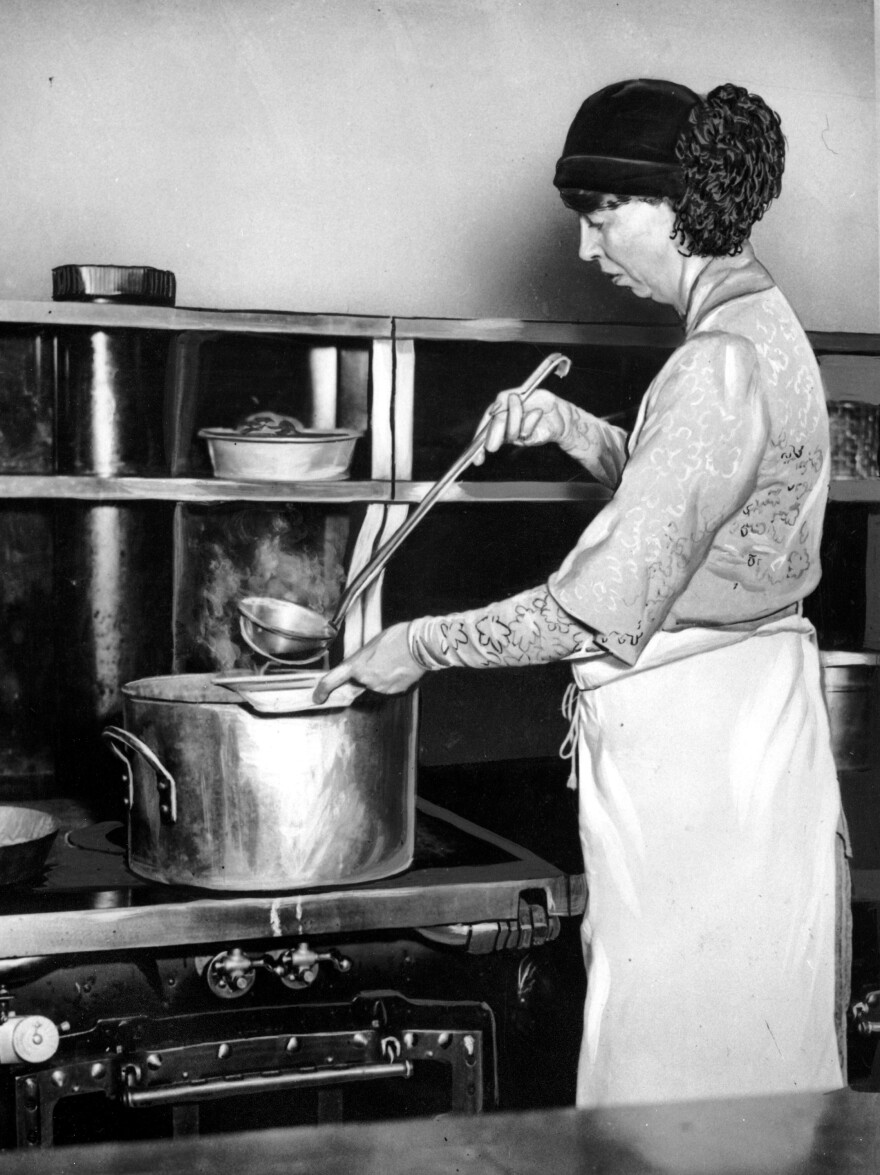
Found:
[313,622,425,704]
[472,387,573,466]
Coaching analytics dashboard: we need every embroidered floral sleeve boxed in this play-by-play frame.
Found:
[559,407,629,489]
[548,332,769,664]
[407,585,598,670]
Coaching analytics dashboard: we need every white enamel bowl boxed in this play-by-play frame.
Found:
[199,427,363,481]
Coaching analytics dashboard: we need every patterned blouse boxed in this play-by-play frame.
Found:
[547,245,830,665]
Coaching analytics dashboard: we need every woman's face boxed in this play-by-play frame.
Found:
[577,199,684,305]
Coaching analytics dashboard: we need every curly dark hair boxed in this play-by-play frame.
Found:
[673,83,785,256]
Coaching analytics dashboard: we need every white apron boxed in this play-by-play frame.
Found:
[567,615,845,1107]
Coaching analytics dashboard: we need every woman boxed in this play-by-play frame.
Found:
[316,79,847,1107]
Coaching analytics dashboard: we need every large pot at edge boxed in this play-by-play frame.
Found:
[103,674,417,891]
[820,650,880,773]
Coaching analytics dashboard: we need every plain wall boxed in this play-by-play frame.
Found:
[0,0,876,331]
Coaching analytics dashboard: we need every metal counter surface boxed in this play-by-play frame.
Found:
[1,1090,878,1173]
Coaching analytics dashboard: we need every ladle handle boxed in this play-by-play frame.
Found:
[330,352,571,628]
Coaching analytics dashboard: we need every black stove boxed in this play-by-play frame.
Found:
[0,799,586,1148]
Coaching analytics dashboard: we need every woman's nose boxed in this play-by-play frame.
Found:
[578,220,602,261]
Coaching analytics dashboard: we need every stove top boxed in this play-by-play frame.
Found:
[0,800,586,959]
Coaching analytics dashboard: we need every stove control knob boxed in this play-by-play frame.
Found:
[0,1015,60,1064]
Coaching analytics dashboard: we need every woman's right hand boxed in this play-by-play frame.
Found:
[472,387,573,466]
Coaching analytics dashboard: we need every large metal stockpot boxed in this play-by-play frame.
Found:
[102,674,417,891]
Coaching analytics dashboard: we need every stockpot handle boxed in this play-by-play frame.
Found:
[102,726,178,824]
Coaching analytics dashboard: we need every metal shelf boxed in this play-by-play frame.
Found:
[2,476,873,505]
[394,315,683,349]
[0,475,394,503]
[1,300,878,351]
[0,299,391,338]
[393,480,612,504]
[0,476,613,505]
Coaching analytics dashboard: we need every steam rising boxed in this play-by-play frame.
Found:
[179,506,348,672]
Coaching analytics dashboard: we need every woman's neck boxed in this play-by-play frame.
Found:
[671,253,713,317]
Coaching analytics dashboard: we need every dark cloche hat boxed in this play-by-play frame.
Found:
[553,78,700,198]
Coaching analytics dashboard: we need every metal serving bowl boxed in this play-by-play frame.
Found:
[199,426,363,482]
[0,807,59,886]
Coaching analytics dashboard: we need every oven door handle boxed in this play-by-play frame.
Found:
[123,1060,413,1108]
[102,726,178,824]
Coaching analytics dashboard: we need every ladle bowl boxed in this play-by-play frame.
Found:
[238,597,335,664]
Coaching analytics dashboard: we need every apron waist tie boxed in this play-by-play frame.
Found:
[560,681,581,791]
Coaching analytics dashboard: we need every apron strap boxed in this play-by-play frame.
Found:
[560,681,581,791]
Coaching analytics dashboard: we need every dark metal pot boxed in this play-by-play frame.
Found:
[103,674,417,892]
[52,266,177,796]
[52,264,176,477]
[820,651,880,773]
[0,807,59,886]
